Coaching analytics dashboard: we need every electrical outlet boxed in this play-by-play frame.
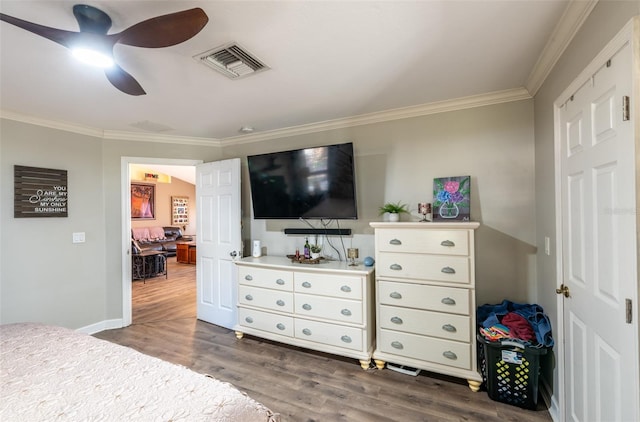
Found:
[544,236,550,256]
[72,232,86,243]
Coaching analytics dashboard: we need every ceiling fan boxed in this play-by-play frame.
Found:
[0,4,209,95]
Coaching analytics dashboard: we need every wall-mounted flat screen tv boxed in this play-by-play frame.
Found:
[247,142,357,219]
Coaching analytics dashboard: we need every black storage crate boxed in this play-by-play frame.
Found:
[477,334,548,410]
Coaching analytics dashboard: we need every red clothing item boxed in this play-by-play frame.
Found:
[501,312,536,342]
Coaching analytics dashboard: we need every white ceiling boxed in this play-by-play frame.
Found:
[0,1,584,143]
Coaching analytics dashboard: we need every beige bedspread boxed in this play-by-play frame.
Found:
[0,323,279,421]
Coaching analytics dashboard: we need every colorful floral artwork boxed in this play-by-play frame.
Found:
[433,176,470,221]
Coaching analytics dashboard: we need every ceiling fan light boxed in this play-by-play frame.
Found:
[71,48,114,68]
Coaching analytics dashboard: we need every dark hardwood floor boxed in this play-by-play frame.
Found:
[94,257,552,422]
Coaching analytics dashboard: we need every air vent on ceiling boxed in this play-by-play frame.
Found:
[194,42,269,79]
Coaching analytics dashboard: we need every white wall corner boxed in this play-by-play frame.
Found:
[525,0,600,96]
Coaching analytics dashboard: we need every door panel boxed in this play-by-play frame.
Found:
[196,158,241,329]
[559,39,637,422]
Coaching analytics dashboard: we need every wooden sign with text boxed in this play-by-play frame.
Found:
[14,165,68,218]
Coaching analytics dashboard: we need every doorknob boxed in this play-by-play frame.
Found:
[230,251,237,257]
[556,284,570,298]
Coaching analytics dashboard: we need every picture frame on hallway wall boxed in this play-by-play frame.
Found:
[171,196,189,226]
[433,175,470,221]
[131,183,155,219]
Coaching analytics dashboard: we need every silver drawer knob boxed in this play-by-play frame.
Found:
[341,335,352,343]
[341,309,352,316]
[442,324,457,332]
[440,240,455,247]
[245,316,254,324]
[276,300,285,307]
[245,294,253,301]
[390,263,402,271]
[276,278,285,285]
[390,316,403,325]
[302,304,312,311]
[391,341,404,350]
[441,266,456,274]
[302,328,312,336]
[276,323,286,331]
[389,239,402,245]
[244,275,253,281]
[443,351,458,360]
[340,285,352,293]
[302,281,312,288]
[389,292,402,299]
[441,297,456,305]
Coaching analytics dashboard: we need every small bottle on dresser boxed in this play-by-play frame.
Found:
[303,237,310,259]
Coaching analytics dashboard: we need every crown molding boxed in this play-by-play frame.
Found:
[220,87,532,146]
[2,87,531,147]
[0,109,105,138]
[0,109,222,147]
[102,130,221,146]
[525,0,599,96]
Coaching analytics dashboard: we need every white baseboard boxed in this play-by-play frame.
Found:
[76,319,124,335]
[540,377,560,422]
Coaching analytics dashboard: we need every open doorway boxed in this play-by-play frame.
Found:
[121,157,202,327]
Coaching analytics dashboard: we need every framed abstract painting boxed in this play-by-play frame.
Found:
[131,183,155,219]
[433,176,470,221]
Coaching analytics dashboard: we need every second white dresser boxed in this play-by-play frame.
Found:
[369,222,482,391]
[234,256,375,369]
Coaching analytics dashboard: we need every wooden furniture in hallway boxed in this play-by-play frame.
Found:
[176,241,196,264]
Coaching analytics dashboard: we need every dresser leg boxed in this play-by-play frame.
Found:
[235,331,244,339]
[467,379,481,392]
[359,359,370,370]
[374,359,386,370]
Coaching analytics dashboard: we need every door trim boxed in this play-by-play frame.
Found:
[120,157,203,327]
[553,17,638,422]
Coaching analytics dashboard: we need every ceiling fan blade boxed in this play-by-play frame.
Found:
[114,8,208,48]
[104,64,146,96]
[0,12,79,48]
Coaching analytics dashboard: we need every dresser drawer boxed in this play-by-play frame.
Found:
[378,281,470,315]
[238,266,293,291]
[377,252,470,284]
[239,285,294,313]
[294,272,362,299]
[379,305,471,342]
[376,229,469,256]
[295,293,363,324]
[238,307,294,337]
[295,318,364,351]
[378,329,471,370]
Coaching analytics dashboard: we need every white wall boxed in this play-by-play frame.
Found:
[0,121,223,328]
[1,96,536,328]
[225,99,537,306]
[1,120,107,327]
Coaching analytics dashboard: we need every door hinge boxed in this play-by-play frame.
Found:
[622,96,630,121]
[626,299,632,324]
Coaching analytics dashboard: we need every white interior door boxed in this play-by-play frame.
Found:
[196,158,242,329]
[558,36,637,421]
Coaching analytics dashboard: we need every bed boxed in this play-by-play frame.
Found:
[0,323,279,421]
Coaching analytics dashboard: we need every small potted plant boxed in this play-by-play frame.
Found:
[310,244,322,259]
[379,201,409,222]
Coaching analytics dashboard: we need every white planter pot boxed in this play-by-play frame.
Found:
[388,213,400,222]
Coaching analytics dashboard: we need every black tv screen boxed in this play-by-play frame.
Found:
[247,142,357,219]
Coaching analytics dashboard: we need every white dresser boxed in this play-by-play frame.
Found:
[234,256,375,369]
[369,222,482,391]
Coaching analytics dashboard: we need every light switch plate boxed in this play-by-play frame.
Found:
[73,232,86,243]
[544,236,550,255]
